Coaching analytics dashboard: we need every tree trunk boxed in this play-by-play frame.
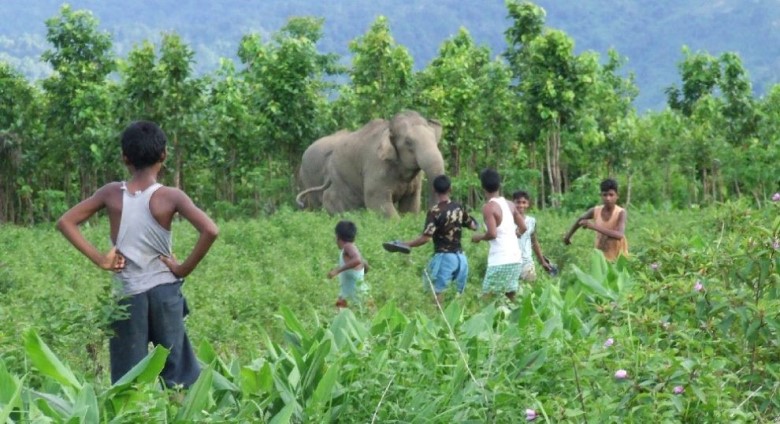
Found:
[546,118,562,208]
[174,132,182,190]
[626,172,632,208]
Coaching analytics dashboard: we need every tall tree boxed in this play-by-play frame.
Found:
[0,62,41,223]
[239,17,339,165]
[338,16,414,127]
[509,25,597,207]
[41,5,115,201]
[665,47,720,117]
[154,33,204,190]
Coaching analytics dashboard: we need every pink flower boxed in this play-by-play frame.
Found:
[694,281,704,292]
[649,262,659,271]
[526,409,537,421]
[773,239,780,250]
[603,338,614,348]
[772,192,780,202]
[673,385,684,395]
[615,369,628,379]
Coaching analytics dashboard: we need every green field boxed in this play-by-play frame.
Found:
[1,203,779,422]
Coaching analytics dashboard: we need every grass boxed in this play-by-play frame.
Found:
[1,202,778,422]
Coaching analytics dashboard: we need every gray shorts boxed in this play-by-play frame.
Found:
[109,280,200,388]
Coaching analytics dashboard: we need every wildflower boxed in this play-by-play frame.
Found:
[526,409,537,421]
[615,369,628,379]
[673,385,684,395]
[772,192,780,202]
[649,262,659,271]
[694,280,704,292]
[773,239,780,250]
[603,337,614,348]
[661,321,670,330]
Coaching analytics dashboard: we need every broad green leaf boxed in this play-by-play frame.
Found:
[301,340,331,396]
[24,330,82,391]
[197,339,218,365]
[398,321,417,349]
[443,301,462,329]
[541,315,562,338]
[517,348,547,373]
[309,362,340,413]
[571,264,617,300]
[0,374,23,424]
[269,403,295,424]
[108,345,169,394]
[73,383,99,423]
[0,361,19,404]
[31,391,72,418]
[175,366,214,423]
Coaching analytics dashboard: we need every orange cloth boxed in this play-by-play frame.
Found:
[593,205,628,261]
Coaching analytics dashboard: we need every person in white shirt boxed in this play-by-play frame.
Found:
[471,169,526,301]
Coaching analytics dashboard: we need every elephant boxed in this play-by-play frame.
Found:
[296,111,445,217]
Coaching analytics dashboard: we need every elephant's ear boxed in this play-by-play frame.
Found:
[428,119,443,144]
[378,133,398,161]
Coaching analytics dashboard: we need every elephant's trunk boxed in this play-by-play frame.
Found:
[419,149,446,208]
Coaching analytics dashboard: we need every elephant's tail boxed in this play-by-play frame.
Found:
[295,178,331,208]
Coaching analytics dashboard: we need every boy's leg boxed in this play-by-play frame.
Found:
[428,253,454,304]
[453,253,469,294]
[109,292,151,384]
[503,263,523,302]
[483,264,522,299]
[340,279,356,307]
[148,281,200,388]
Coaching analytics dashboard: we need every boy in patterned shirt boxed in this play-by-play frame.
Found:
[393,175,478,304]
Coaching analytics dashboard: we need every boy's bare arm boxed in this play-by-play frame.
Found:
[563,208,594,244]
[159,189,219,278]
[581,209,626,239]
[511,203,527,236]
[531,232,550,269]
[472,203,497,243]
[57,184,125,271]
[403,234,431,248]
[328,244,363,278]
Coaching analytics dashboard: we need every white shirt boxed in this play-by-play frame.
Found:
[487,197,523,266]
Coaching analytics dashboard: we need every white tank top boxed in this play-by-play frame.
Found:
[114,182,178,295]
[487,197,523,266]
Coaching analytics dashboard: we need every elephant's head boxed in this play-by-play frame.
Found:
[379,111,445,206]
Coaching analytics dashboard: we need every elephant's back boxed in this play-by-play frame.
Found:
[300,131,348,187]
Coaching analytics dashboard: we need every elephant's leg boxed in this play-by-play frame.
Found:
[365,188,399,218]
[323,187,347,214]
[397,189,421,214]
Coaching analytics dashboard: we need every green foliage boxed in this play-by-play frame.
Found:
[337,16,414,127]
[2,205,780,421]
[1,2,779,223]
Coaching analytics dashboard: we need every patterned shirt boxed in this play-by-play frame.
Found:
[423,200,475,253]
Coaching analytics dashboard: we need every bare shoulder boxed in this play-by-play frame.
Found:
[95,181,123,197]
[155,185,192,206]
[93,182,124,208]
[581,207,596,219]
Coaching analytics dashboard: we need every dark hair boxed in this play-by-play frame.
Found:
[121,121,167,169]
[512,190,531,202]
[432,175,451,194]
[600,178,618,193]
[479,168,501,193]
[335,220,357,242]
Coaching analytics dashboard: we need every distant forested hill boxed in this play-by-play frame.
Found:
[2,0,779,111]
